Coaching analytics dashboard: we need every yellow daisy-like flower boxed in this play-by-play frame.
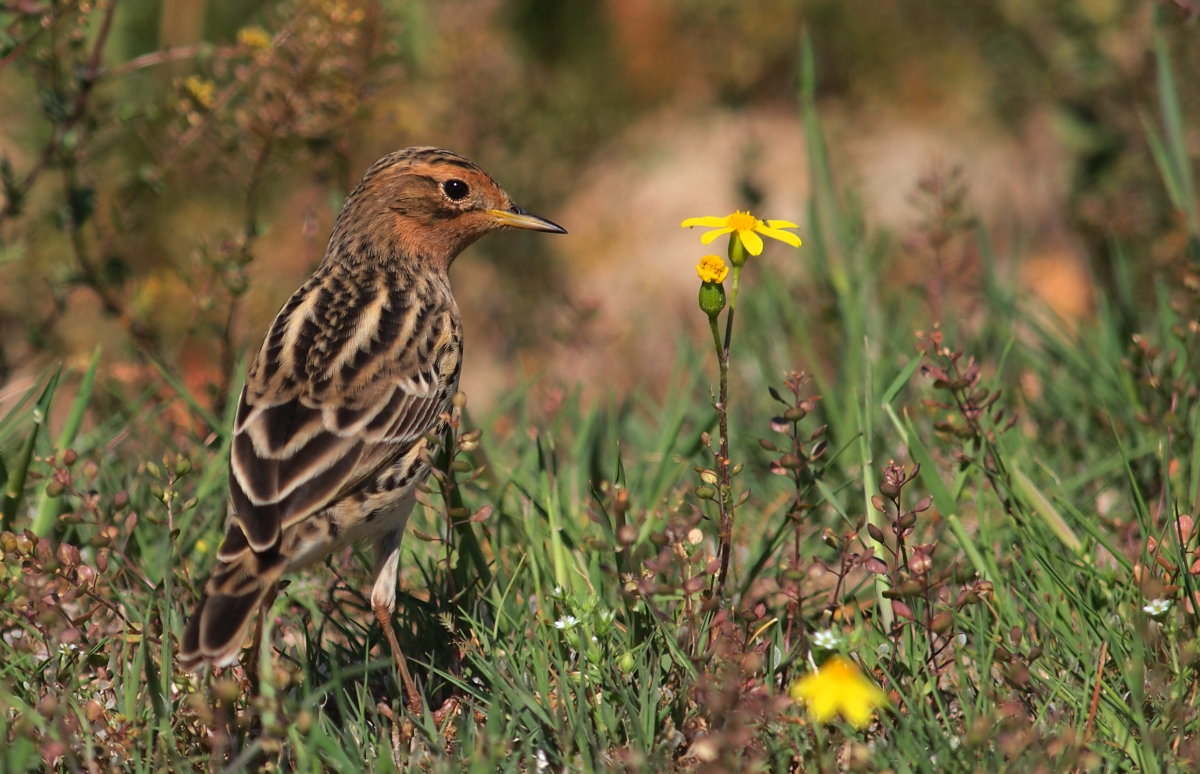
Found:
[696,254,729,284]
[790,656,887,729]
[681,210,801,256]
[237,26,272,51]
[182,75,216,109]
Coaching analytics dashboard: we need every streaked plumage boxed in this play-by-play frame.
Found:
[180,148,565,694]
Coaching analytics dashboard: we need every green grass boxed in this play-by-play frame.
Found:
[2,35,1200,774]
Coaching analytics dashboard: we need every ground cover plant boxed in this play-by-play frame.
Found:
[2,2,1199,771]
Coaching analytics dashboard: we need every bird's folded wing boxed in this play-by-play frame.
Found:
[223,372,447,555]
[216,294,458,554]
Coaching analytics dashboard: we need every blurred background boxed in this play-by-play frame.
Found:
[0,0,1195,423]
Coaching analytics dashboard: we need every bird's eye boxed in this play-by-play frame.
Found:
[442,179,469,201]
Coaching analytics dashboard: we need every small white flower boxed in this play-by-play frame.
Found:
[1143,598,1171,616]
[553,585,563,596]
[955,632,967,647]
[554,615,578,629]
[812,629,841,650]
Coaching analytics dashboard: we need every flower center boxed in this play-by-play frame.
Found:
[727,211,758,231]
[696,254,729,283]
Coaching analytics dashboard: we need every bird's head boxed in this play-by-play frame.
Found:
[327,147,566,269]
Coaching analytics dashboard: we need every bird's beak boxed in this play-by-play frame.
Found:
[488,206,567,234]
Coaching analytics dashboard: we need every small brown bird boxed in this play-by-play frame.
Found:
[179,147,565,708]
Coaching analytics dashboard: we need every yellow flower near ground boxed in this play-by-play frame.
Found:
[696,254,730,283]
[790,656,887,729]
[681,211,801,256]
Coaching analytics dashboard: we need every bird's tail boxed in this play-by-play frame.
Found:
[179,529,288,671]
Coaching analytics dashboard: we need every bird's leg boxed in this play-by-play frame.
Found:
[372,528,423,716]
[246,585,278,696]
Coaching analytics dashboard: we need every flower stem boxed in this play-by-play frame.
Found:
[712,264,741,597]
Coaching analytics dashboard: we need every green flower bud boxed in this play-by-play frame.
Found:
[728,235,748,267]
[698,281,726,318]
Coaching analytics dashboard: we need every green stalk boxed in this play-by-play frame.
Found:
[31,346,101,536]
[1,368,60,531]
[713,248,745,597]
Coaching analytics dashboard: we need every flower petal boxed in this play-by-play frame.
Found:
[700,227,732,245]
[841,698,875,729]
[790,672,817,702]
[757,225,802,248]
[808,691,840,723]
[681,216,730,229]
[738,229,764,256]
[764,219,799,229]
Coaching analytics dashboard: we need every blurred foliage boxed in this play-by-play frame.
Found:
[0,0,1196,412]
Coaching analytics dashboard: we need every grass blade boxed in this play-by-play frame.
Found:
[1,368,59,531]
[31,346,101,536]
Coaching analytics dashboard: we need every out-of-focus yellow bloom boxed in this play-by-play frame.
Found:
[182,76,216,109]
[681,210,801,256]
[790,656,887,729]
[237,27,272,50]
[696,254,729,284]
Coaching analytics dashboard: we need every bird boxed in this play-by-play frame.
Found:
[179,147,566,711]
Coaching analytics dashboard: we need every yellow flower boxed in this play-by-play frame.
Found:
[696,254,729,284]
[237,26,272,51]
[681,210,801,256]
[790,656,887,729]
[182,75,216,109]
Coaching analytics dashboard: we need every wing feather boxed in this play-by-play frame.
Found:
[223,266,459,554]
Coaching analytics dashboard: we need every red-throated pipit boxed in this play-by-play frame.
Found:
[179,147,565,710]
